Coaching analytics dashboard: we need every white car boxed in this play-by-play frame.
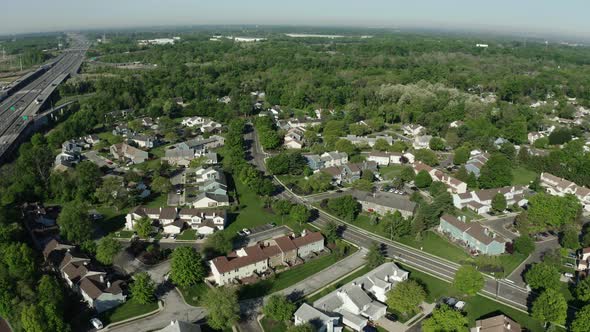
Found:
[242,228,252,235]
[454,301,466,311]
[90,318,103,330]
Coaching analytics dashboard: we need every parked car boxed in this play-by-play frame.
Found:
[454,301,466,311]
[564,272,574,278]
[237,230,246,236]
[445,297,457,306]
[90,318,103,330]
[565,263,575,268]
[243,228,252,235]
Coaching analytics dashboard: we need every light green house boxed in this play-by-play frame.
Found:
[438,214,505,255]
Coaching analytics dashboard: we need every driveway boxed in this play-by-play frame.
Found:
[507,237,559,287]
[105,287,207,332]
[112,249,170,283]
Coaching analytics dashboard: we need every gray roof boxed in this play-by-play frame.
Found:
[351,190,417,212]
[294,303,338,329]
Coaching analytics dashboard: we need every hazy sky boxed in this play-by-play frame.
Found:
[1,0,589,39]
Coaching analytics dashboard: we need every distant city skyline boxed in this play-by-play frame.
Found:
[1,0,589,41]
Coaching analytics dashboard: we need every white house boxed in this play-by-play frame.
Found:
[294,304,340,332]
[284,128,305,149]
[540,172,590,211]
[310,263,408,331]
[125,206,228,235]
[320,151,348,168]
[452,186,528,215]
[414,162,467,194]
[190,193,229,208]
[413,135,432,150]
[402,124,425,137]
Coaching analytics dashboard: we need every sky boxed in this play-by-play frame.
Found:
[1,0,589,40]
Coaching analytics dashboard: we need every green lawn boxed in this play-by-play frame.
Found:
[306,265,372,303]
[511,167,538,186]
[260,317,288,332]
[178,283,209,307]
[239,248,357,300]
[94,205,128,236]
[177,229,198,241]
[397,264,550,332]
[99,299,158,325]
[380,165,406,180]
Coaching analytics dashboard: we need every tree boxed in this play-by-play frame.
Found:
[352,179,374,192]
[171,247,206,287]
[134,216,153,238]
[575,277,590,302]
[386,280,426,315]
[415,170,432,188]
[75,161,102,201]
[524,262,560,290]
[453,265,484,296]
[380,211,411,239]
[1,242,35,280]
[57,200,93,244]
[37,275,67,332]
[151,175,171,194]
[290,204,311,226]
[130,272,156,304]
[204,287,240,330]
[527,193,581,232]
[414,149,439,166]
[21,304,47,332]
[374,138,391,151]
[429,137,446,151]
[513,236,535,256]
[560,225,580,249]
[453,147,470,165]
[422,304,468,332]
[321,222,339,244]
[491,193,507,213]
[571,304,590,332]
[326,195,361,221]
[478,154,513,189]
[263,294,296,322]
[334,139,359,156]
[366,242,385,269]
[96,236,122,265]
[272,199,293,217]
[548,128,572,145]
[532,288,567,325]
[400,166,415,182]
[204,231,234,256]
[94,176,124,207]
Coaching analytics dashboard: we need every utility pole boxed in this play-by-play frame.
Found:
[19,55,22,71]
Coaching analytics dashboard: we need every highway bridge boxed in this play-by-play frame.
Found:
[0,33,89,164]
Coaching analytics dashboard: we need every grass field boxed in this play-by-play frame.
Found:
[239,247,357,300]
[398,264,550,332]
[99,299,158,325]
[178,283,209,307]
[380,164,406,180]
[260,317,288,332]
[511,167,538,185]
[177,229,198,240]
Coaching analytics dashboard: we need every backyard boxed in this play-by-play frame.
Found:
[238,246,357,300]
[511,166,538,186]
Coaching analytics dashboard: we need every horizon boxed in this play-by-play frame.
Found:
[2,0,590,42]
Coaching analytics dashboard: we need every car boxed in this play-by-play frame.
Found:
[565,263,575,268]
[454,301,466,311]
[445,297,458,306]
[90,318,103,330]
[171,234,177,239]
[564,272,574,278]
[568,253,578,259]
[243,228,252,235]
[237,230,246,236]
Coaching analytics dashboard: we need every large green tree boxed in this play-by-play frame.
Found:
[130,272,156,304]
[422,304,468,332]
[532,288,567,325]
[386,280,426,315]
[263,295,296,322]
[57,200,93,244]
[326,195,361,221]
[453,265,484,296]
[524,262,560,290]
[366,242,385,269]
[527,193,581,232]
[204,287,240,330]
[478,154,513,189]
[170,247,207,287]
[96,236,122,265]
[571,304,590,332]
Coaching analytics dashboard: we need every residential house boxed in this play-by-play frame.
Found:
[157,320,201,332]
[322,164,362,185]
[44,244,126,313]
[494,137,509,148]
[402,124,424,137]
[288,118,322,129]
[341,135,394,148]
[189,193,229,208]
[181,116,207,127]
[209,231,325,286]
[164,149,197,167]
[112,124,131,136]
[284,127,306,149]
[540,172,590,211]
[365,151,414,166]
[349,190,416,218]
[303,154,324,171]
[465,153,489,177]
[450,120,464,128]
[125,206,227,235]
[110,143,149,164]
[217,96,231,104]
[128,134,156,149]
[471,314,521,332]
[577,247,590,273]
[141,117,155,128]
[527,132,546,145]
[438,214,506,255]
[310,263,408,331]
[453,186,528,215]
[414,162,467,193]
[321,151,348,168]
[294,304,341,332]
[83,135,101,146]
[413,135,432,150]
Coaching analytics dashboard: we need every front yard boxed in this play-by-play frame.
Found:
[178,283,209,307]
[99,299,159,325]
